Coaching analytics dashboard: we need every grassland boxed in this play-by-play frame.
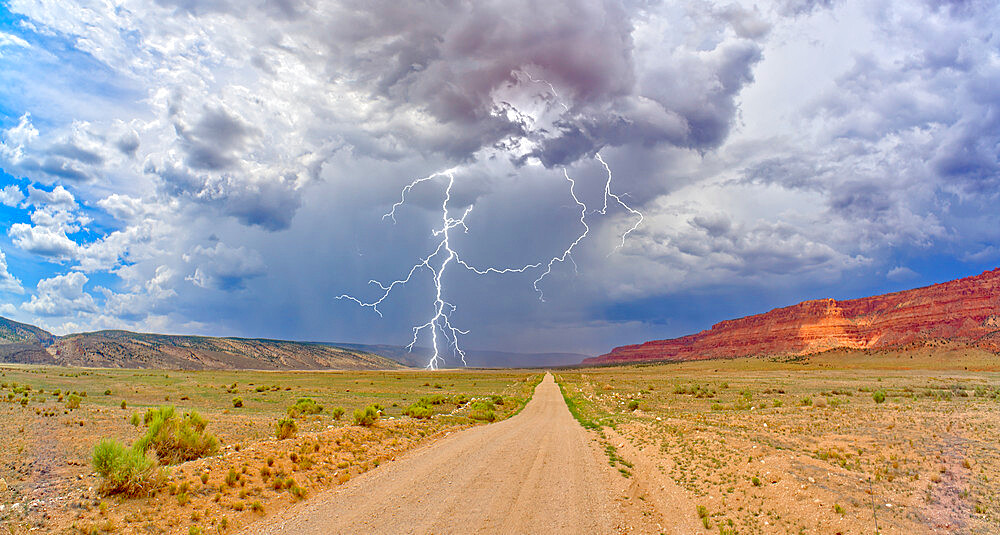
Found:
[555,346,1000,534]
[0,365,541,534]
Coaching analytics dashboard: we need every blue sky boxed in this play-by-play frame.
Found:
[0,0,998,359]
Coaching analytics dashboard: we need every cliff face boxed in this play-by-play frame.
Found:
[586,268,1000,365]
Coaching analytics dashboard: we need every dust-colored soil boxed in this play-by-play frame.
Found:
[245,373,626,535]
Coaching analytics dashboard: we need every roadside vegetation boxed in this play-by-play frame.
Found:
[0,366,541,534]
[554,346,1000,533]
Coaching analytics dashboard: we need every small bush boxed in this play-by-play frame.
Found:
[353,405,381,426]
[834,503,845,514]
[276,418,297,439]
[751,476,761,486]
[799,397,812,407]
[251,500,264,514]
[873,390,886,404]
[200,472,209,485]
[287,397,323,418]
[130,413,142,427]
[134,406,219,464]
[404,403,433,419]
[92,438,160,496]
[232,397,243,408]
[120,400,127,410]
[468,400,496,422]
[67,394,82,410]
[104,389,112,396]
[627,399,639,411]
[331,407,345,420]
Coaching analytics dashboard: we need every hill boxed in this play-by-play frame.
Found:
[586,268,1000,365]
[0,318,401,370]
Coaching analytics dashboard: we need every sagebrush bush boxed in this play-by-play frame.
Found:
[232,397,243,408]
[873,390,886,403]
[353,405,380,426]
[468,400,496,422]
[276,418,297,439]
[627,399,639,411]
[403,402,433,419]
[331,407,345,420]
[134,406,219,464]
[66,394,82,410]
[287,397,323,418]
[92,438,160,496]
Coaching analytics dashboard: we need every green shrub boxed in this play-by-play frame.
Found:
[133,406,219,464]
[331,407,345,420]
[120,400,127,410]
[404,403,433,419]
[468,400,496,422]
[104,389,112,396]
[799,397,812,407]
[225,468,239,487]
[67,394,82,410]
[353,405,380,426]
[92,438,160,496]
[751,476,761,486]
[627,399,639,411]
[129,412,141,427]
[276,418,297,439]
[873,390,886,404]
[232,397,243,408]
[834,503,845,514]
[287,397,323,418]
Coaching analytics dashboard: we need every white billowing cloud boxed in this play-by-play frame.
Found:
[0,248,24,294]
[887,266,919,281]
[0,184,25,206]
[22,272,96,316]
[0,303,16,316]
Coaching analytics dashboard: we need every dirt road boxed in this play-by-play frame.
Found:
[246,373,625,534]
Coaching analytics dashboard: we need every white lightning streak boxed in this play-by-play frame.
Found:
[339,71,644,369]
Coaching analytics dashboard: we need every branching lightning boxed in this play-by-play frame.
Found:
[339,71,644,369]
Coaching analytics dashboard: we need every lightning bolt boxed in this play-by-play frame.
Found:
[339,71,643,369]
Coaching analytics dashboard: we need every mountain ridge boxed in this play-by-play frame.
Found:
[0,321,402,371]
[586,268,1000,365]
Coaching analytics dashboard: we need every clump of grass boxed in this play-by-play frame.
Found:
[251,500,264,514]
[129,412,141,427]
[120,400,127,410]
[232,397,243,408]
[133,406,219,464]
[331,407,345,420]
[353,405,381,427]
[696,505,711,528]
[799,396,812,407]
[751,476,761,486]
[200,472,209,485]
[287,397,323,418]
[626,399,639,411]
[276,418,297,439]
[66,394,82,410]
[873,390,886,404]
[225,468,239,487]
[104,389,112,396]
[91,438,161,496]
[834,503,845,514]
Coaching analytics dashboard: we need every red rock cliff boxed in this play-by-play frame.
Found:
[586,268,1000,365]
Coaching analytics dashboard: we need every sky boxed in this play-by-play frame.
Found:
[0,0,998,361]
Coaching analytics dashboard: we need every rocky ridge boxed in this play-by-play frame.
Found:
[587,268,1000,365]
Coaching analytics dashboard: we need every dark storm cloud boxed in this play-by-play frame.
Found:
[146,161,302,231]
[177,106,256,171]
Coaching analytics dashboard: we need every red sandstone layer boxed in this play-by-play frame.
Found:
[586,268,1000,365]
